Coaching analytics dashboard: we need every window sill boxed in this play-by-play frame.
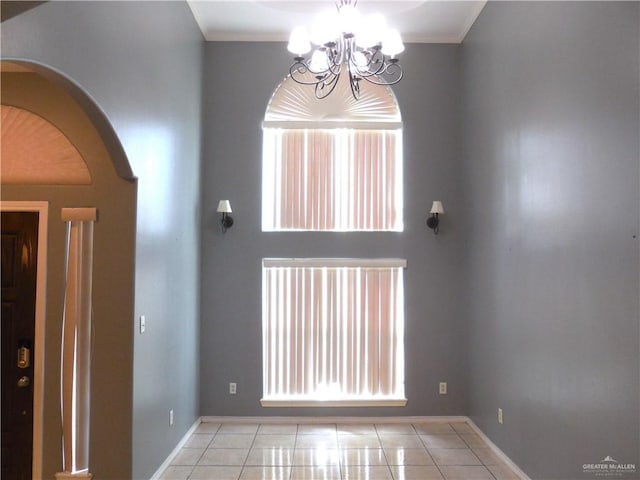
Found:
[260,398,408,408]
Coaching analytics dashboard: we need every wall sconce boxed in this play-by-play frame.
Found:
[427,201,444,234]
[216,200,234,233]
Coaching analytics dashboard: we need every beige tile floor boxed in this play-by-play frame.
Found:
[159,421,523,480]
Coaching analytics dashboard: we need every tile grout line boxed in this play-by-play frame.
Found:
[290,423,299,480]
[459,429,500,480]
[165,420,521,480]
[377,423,399,480]
[335,423,345,480]
[376,423,389,479]
[377,425,391,480]
[428,422,449,480]
[236,428,256,480]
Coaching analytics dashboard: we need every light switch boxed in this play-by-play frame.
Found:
[140,315,146,334]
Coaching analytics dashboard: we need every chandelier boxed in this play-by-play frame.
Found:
[286,0,405,100]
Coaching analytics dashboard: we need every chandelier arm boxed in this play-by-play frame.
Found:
[348,50,403,86]
[365,48,388,76]
[359,63,404,86]
[315,71,342,99]
[348,76,361,100]
[365,62,386,77]
[290,57,344,86]
[327,53,343,76]
[290,63,326,86]
[335,35,347,67]
[351,60,385,79]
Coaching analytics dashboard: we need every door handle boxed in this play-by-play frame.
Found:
[17,340,31,369]
[17,376,30,388]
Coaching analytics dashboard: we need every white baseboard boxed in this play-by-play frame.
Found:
[466,418,532,480]
[149,418,202,480]
[153,415,529,480]
[200,415,469,425]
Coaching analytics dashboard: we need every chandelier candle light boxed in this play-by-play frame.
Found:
[287,0,405,100]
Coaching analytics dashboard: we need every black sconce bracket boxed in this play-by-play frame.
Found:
[221,213,234,233]
[426,213,440,234]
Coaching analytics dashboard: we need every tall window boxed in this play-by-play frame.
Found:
[261,259,406,406]
[261,73,405,406]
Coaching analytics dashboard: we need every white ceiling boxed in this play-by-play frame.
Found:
[187,1,486,43]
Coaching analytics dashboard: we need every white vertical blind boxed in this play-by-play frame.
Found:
[262,128,403,232]
[261,259,406,406]
[60,208,96,477]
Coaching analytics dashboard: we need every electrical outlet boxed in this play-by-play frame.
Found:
[229,382,237,395]
[498,408,503,424]
[140,315,146,334]
[169,409,174,426]
[439,382,447,395]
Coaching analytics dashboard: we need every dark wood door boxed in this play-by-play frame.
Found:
[1,212,38,480]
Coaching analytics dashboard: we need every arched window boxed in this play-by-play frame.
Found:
[262,72,403,231]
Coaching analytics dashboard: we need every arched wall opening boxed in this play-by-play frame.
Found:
[1,60,137,480]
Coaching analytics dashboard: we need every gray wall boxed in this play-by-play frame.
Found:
[2,2,203,478]
[461,2,640,478]
[199,42,468,417]
[4,2,638,478]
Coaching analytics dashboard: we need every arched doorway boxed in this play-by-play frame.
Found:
[1,60,136,480]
